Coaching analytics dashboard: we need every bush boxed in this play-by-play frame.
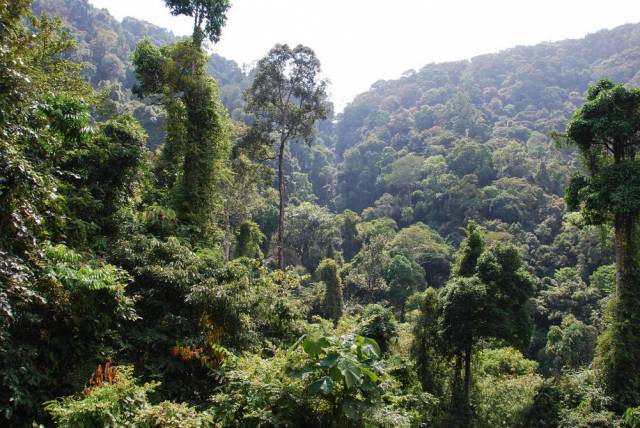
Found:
[358,304,398,353]
[472,347,542,428]
[45,366,156,427]
[45,366,214,427]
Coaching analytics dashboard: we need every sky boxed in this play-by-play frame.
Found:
[88,0,640,111]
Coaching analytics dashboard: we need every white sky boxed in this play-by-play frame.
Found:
[88,0,640,111]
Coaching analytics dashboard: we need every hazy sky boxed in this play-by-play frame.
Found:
[89,0,640,111]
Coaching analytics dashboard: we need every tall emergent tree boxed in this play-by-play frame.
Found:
[245,44,329,269]
[563,79,640,408]
[164,0,231,47]
[131,0,231,241]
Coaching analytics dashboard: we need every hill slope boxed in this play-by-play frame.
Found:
[331,23,640,240]
[336,23,640,157]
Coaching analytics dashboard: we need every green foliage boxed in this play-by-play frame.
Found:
[536,267,603,327]
[41,95,147,244]
[136,401,215,427]
[379,153,425,194]
[453,221,485,277]
[493,141,532,179]
[475,243,536,349]
[472,347,542,428]
[244,44,329,149]
[316,259,343,324]
[411,288,446,395]
[438,224,535,425]
[384,255,425,319]
[523,370,622,427]
[564,79,640,408]
[589,263,615,295]
[284,202,340,271]
[388,222,452,288]
[624,407,640,427]
[133,39,231,242]
[45,366,214,427]
[340,210,362,262]
[345,235,390,302]
[4,2,639,426]
[245,43,329,269]
[210,348,304,427]
[1,244,135,423]
[439,276,488,354]
[542,315,597,374]
[45,366,156,427]
[522,380,563,428]
[234,220,265,259]
[555,370,619,427]
[446,140,495,185]
[212,331,388,427]
[292,332,385,424]
[358,304,398,353]
[0,5,92,262]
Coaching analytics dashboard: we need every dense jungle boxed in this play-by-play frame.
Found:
[3,0,640,426]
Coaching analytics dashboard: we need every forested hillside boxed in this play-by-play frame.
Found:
[3,0,640,426]
[32,0,251,147]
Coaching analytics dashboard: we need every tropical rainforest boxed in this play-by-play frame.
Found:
[3,0,640,426]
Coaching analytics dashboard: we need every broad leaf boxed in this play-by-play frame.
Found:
[318,353,339,368]
[302,334,331,357]
[307,376,334,395]
[361,367,378,383]
[359,337,381,360]
[338,359,362,389]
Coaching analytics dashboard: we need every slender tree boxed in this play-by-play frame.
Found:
[453,220,484,277]
[411,288,444,395]
[440,222,487,426]
[563,79,640,408]
[245,44,329,269]
[439,223,534,426]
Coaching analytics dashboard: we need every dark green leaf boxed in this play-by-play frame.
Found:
[307,376,334,395]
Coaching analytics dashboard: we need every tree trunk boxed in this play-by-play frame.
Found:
[277,139,286,270]
[609,212,640,407]
[463,345,472,425]
[450,353,466,425]
[614,213,635,298]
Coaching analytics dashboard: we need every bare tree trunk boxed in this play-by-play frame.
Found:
[277,139,286,270]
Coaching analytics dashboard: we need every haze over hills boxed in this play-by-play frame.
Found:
[32,0,640,152]
[337,22,640,153]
